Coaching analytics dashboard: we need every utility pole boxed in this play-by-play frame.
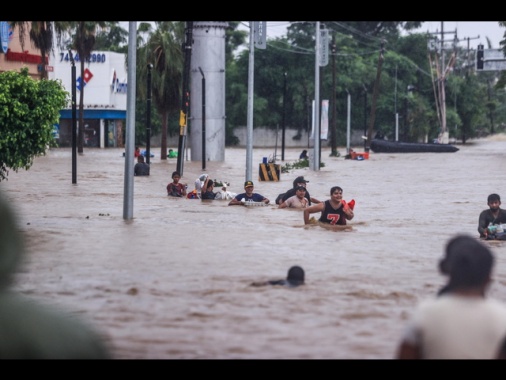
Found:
[330,34,338,156]
[146,64,152,164]
[281,71,287,161]
[176,21,193,176]
[394,65,399,141]
[312,21,321,171]
[365,40,385,151]
[463,35,480,71]
[427,23,457,143]
[199,66,206,170]
[440,22,447,142]
[69,50,77,184]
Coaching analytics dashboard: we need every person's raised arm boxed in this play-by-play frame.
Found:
[228,195,243,206]
[478,211,489,238]
[304,203,323,224]
[343,203,354,220]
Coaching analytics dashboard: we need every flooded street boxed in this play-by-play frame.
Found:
[2,135,506,359]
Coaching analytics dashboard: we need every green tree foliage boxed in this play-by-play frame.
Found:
[496,22,506,88]
[10,21,71,80]
[225,21,505,146]
[136,21,185,159]
[94,24,128,53]
[0,68,69,181]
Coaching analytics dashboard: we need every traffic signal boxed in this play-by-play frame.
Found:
[476,44,484,71]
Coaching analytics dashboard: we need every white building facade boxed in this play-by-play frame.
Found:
[48,49,128,147]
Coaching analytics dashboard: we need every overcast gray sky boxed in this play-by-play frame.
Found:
[121,21,505,50]
[241,21,505,50]
[410,21,504,49]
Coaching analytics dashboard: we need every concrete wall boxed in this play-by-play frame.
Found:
[231,127,366,148]
[160,127,365,150]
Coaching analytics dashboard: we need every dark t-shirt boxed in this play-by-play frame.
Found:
[478,208,506,237]
[134,163,150,176]
[201,190,216,200]
[234,193,266,202]
[319,200,347,225]
[167,182,185,197]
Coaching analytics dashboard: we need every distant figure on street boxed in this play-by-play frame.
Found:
[134,155,150,176]
[299,149,308,160]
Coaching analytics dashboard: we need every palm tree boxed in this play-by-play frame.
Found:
[67,21,110,153]
[10,21,70,80]
[136,21,184,160]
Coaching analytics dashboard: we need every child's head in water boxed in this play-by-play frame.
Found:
[286,265,305,286]
[250,266,305,288]
[172,171,181,181]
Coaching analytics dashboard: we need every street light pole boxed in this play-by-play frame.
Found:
[281,71,287,161]
[199,66,206,170]
[146,63,152,164]
[330,35,338,157]
[69,50,77,185]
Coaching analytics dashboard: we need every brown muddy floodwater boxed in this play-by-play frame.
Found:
[2,136,506,359]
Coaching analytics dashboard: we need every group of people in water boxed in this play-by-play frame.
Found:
[166,172,355,226]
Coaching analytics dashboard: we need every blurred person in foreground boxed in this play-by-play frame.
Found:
[0,191,111,359]
[396,234,506,359]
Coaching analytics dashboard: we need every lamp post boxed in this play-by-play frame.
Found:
[199,66,206,170]
[146,63,152,164]
[69,50,77,184]
[405,85,416,142]
[363,84,367,150]
[281,71,287,161]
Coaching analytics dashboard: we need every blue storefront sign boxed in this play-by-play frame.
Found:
[0,22,11,54]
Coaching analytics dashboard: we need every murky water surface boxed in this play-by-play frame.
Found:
[3,136,506,359]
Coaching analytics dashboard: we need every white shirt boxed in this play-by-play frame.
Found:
[401,294,506,359]
[284,195,308,209]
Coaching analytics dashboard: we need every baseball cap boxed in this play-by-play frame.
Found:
[294,176,308,184]
[244,181,254,187]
